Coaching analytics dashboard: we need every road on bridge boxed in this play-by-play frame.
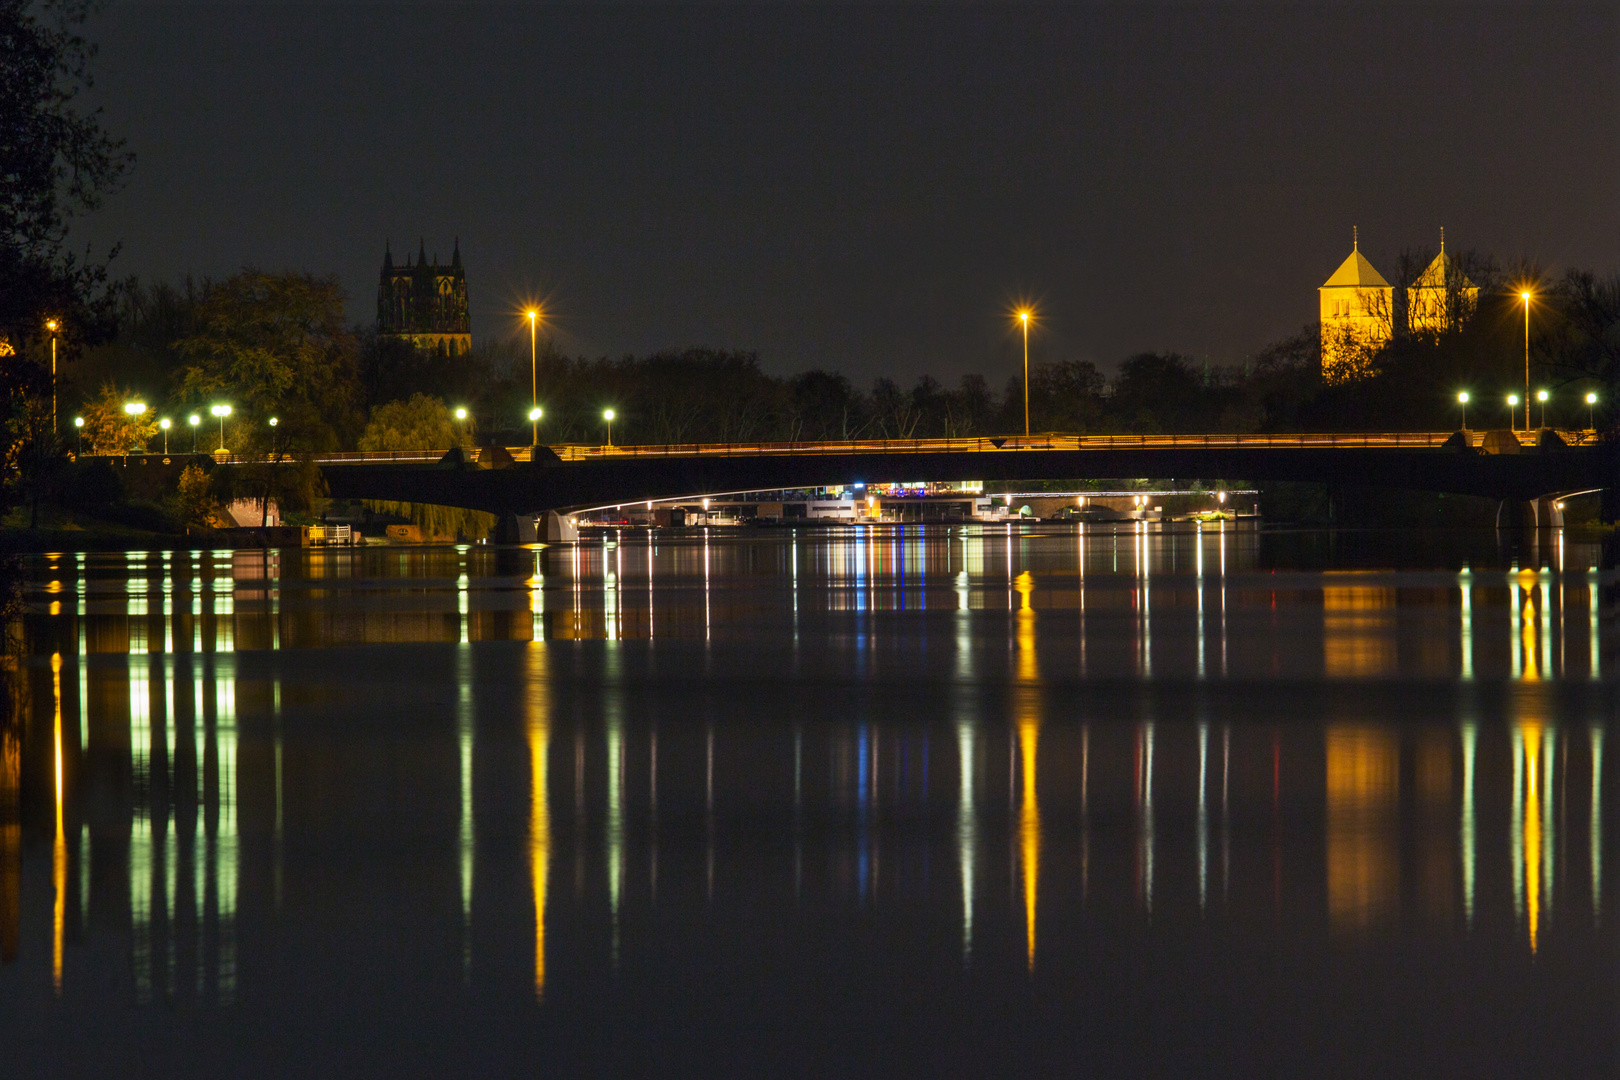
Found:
[297,430,1617,520]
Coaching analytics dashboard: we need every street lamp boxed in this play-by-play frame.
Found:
[1587,391,1599,431]
[123,401,146,453]
[453,406,469,448]
[1536,389,1549,430]
[210,404,231,453]
[1016,309,1033,437]
[1520,290,1533,431]
[72,416,82,456]
[603,408,616,447]
[159,417,171,455]
[188,414,201,453]
[44,318,59,435]
[1457,391,1470,430]
[1507,393,1520,429]
[526,309,541,446]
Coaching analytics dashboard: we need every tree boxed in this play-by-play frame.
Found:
[359,394,458,452]
[0,0,131,353]
[78,381,156,453]
[173,463,216,530]
[176,270,362,449]
[359,393,493,540]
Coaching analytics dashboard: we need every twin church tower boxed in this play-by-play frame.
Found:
[1318,229,1477,381]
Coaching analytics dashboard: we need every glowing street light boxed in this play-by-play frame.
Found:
[210,404,232,453]
[526,309,541,446]
[1587,391,1599,430]
[1015,309,1033,437]
[1457,391,1470,430]
[123,401,147,455]
[72,416,82,456]
[1520,290,1533,431]
[268,416,278,427]
[188,413,201,453]
[44,318,59,435]
[603,408,616,447]
[159,417,171,454]
[1535,389,1549,429]
[1506,393,1520,429]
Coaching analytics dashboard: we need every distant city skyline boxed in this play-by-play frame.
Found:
[79,3,1618,379]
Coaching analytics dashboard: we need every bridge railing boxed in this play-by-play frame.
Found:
[527,429,1600,461]
[282,428,1601,466]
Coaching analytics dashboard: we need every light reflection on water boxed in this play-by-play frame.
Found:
[0,525,1616,1075]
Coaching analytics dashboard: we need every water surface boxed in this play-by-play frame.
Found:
[1,524,1615,1077]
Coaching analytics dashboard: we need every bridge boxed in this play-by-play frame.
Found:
[289,430,1618,526]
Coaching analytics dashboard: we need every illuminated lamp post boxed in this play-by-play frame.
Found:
[1506,394,1520,430]
[72,416,83,456]
[158,417,171,455]
[454,406,468,447]
[188,414,201,453]
[123,401,146,453]
[603,408,616,448]
[1520,291,1533,431]
[526,309,541,446]
[1586,391,1599,431]
[1535,389,1549,430]
[1456,391,1469,430]
[1016,309,1033,437]
[44,318,59,435]
[210,404,232,453]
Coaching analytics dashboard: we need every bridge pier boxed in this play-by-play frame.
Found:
[1496,496,1571,530]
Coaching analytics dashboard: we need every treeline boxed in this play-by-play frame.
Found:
[47,254,1620,455]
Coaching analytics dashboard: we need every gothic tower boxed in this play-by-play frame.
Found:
[377,238,471,355]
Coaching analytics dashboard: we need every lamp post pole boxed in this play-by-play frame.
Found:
[1587,392,1598,432]
[1536,389,1548,430]
[1521,291,1532,432]
[1020,312,1030,436]
[1457,391,1469,430]
[527,310,539,447]
[45,319,58,436]
[604,409,615,448]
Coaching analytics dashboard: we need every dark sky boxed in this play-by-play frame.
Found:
[82,2,1619,383]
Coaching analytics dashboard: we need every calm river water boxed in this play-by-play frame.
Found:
[0,524,1615,1077]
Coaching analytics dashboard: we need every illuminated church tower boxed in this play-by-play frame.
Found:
[1406,229,1478,337]
[1319,229,1392,382]
[377,239,471,355]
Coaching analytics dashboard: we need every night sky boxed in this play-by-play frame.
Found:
[81,2,1619,382]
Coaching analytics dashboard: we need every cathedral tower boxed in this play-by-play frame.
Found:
[1406,229,1478,337]
[377,239,471,355]
[1319,230,1393,382]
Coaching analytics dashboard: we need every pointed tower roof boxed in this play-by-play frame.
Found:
[383,240,393,272]
[1321,248,1391,289]
[1412,232,1475,291]
[451,238,462,269]
[417,237,428,265]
